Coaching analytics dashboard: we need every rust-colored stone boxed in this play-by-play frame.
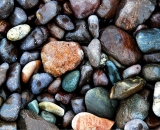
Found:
[72,112,114,130]
[41,40,84,77]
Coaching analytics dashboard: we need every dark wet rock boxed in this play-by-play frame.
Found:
[0,63,9,87]
[143,52,160,63]
[80,84,92,95]
[37,93,56,103]
[63,110,75,128]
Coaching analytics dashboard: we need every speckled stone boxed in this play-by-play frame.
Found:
[110,76,146,100]
[115,94,149,128]
[28,100,39,114]
[39,102,64,116]
[40,111,56,124]
[0,93,21,122]
[7,24,30,41]
[62,70,80,92]
[18,110,59,130]
[99,53,108,67]
[85,87,118,119]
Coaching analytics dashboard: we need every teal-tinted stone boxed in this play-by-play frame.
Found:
[62,70,80,92]
[136,28,160,53]
[105,60,121,85]
[28,100,39,114]
[40,111,56,124]
[85,87,118,119]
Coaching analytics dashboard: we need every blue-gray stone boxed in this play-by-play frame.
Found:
[40,111,56,124]
[136,28,160,53]
[105,60,121,85]
[28,100,39,114]
[62,70,80,92]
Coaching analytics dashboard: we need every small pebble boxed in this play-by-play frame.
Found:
[41,111,56,124]
[63,110,75,128]
[39,102,65,116]
[0,20,10,33]
[80,84,92,95]
[16,0,39,9]
[108,56,126,69]
[0,63,9,87]
[48,77,61,94]
[37,93,56,103]
[28,100,39,114]
[143,52,160,63]
[7,24,30,41]
[99,53,108,67]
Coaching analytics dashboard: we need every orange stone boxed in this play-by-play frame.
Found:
[41,40,84,77]
[72,112,114,130]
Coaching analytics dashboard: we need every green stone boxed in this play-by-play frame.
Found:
[62,70,80,92]
[28,100,39,114]
[85,87,118,119]
[41,111,56,124]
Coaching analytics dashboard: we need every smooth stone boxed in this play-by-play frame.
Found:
[122,64,141,79]
[6,62,21,93]
[88,15,99,38]
[62,70,80,92]
[142,64,160,82]
[100,25,142,66]
[65,20,91,44]
[85,87,118,119]
[72,112,114,130]
[105,60,121,85]
[143,52,160,63]
[153,82,160,117]
[0,121,17,130]
[55,91,74,105]
[47,22,65,40]
[93,69,108,87]
[0,93,21,122]
[22,60,41,83]
[40,111,56,124]
[63,110,75,128]
[0,63,9,87]
[41,40,84,77]
[20,51,40,66]
[100,53,108,67]
[36,1,61,24]
[28,100,39,114]
[7,24,30,41]
[150,12,160,28]
[63,2,73,15]
[39,102,64,116]
[48,77,61,94]
[0,38,19,64]
[87,39,101,67]
[115,94,149,128]
[0,20,10,33]
[124,119,149,130]
[136,28,160,53]
[37,93,55,103]
[115,0,155,31]
[69,0,100,19]
[21,90,34,109]
[0,0,14,19]
[78,64,93,88]
[21,26,48,51]
[96,0,120,19]
[30,73,53,95]
[18,110,59,130]
[110,76,146,100]
[55,15,74,31]
[16,0,39,9]
[108,55,126,69]
[80,84,92,95]
[71,97,86,114]
[9,7,27,26]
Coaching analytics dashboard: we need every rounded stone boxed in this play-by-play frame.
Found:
[85,87,118,119]
[48,77,61,94]
[63,110,75,128]
[28,100,39,114]
[41,40,84,77]
[39,102,65,117]
[62,70,80,92]
[0,63,9,87]
[40,111,56,124]
[7,24,30,41]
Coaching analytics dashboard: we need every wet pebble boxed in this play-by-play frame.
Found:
[0,93,21,122]
[63,110,75,128]
[41,111,56,124]
[28,100,39,114]
[87,39,101,67]
[62,70,80,92]
[0,63,9,87]
[30,73,53,95]
[6,62,21,93]
[39,102,64,116]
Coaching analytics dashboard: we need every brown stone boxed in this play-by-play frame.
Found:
[115,0,155,31]
[48,77,61,94]
[69,0,100,19]
[72,112,114,130]
[41,40,84,77]
[0,20,10,33]
[100,25,142,66]
[150,12,160,28]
